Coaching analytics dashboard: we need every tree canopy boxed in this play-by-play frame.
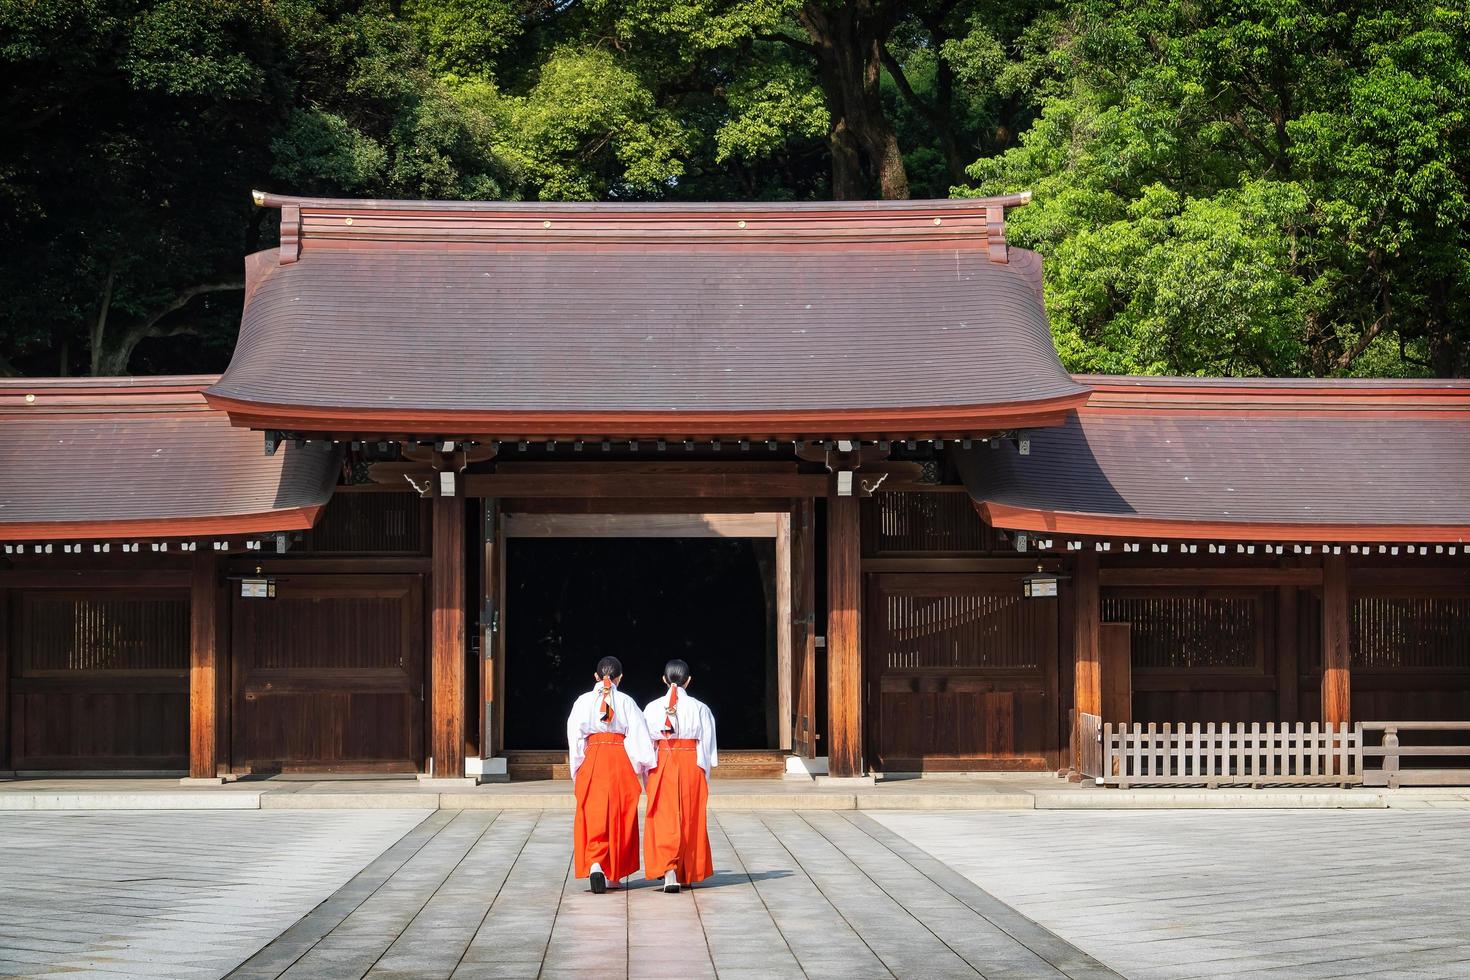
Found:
[1,0,1465,378]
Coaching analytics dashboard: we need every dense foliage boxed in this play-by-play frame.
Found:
[0,0,1465,377]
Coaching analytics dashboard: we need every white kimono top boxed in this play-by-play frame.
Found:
[567,683,658,780]
[643,686,718,777]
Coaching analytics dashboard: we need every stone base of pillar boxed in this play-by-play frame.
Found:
[466,755,509,784]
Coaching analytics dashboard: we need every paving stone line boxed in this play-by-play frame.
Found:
[870,809,1470,980]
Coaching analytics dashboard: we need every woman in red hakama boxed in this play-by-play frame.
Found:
[642,659,717,893]
[568,656,657,893]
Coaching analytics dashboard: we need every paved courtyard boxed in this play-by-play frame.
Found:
[0,810,426,979]
[874,809,1470,979]
[3,807,1470,979]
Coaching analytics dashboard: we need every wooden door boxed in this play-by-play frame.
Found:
[231,574,424,773]
[790,499,818,757]
[866,573,1059,771]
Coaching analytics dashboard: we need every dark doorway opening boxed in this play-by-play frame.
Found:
[505,537,774,749]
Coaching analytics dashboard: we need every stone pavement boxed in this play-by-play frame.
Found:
[8,806,1470,979]
[6,773,1456,811]
[228,809,1113,979]
[873,809,1470,979]
[0,809,427,979]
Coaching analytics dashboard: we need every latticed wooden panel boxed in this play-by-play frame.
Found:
[877,591,1044,670]
[20,593,189,672]
[870,491,1001,554]
[1102,593,1262,670]
[1352,597,1470,669]
[304,492,425,554]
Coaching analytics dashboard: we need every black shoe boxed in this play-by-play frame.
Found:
[662,873,680,894]
[590,871,606,894]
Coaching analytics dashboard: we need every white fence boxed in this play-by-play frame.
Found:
[1098,721,1362,787]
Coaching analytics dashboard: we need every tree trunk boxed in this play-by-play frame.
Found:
[828,121,867,199]
[88,260,118,377]
[89,279,243,376]
[800,2,910,200]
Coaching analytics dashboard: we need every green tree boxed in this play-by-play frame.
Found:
[964,0,1470,377]
[0,0,515,376]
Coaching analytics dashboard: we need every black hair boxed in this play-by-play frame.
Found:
[663,658,691,687]
[595,656,623,680]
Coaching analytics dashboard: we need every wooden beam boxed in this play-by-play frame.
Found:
[430,496,466,778]
[0,570,190,589]
[464,472,828,499]
[502,512,784,538]
[1321,554,1351,727]
[1100,567,1322,587]
[1350,567,1470,593]
[499,497,793,515]
[1277,586,1299,723]
[827,494,863,778]
[188,551,219,780]
[1071,550,1101,777]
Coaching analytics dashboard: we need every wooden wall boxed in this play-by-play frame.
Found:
[6,585,189,770]
[1108,586,1283,724]
[866,572,1058,770]
[861,491,1063,772]
[229,574,424,772]
[1095,560,1470,730]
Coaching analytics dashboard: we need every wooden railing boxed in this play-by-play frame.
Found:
[1099,722,1362,788]
[1361,722,1470,788]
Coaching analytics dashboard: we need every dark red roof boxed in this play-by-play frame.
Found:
[0,377,339,541]
[206,195,1089,439]
[958,377,1470,542]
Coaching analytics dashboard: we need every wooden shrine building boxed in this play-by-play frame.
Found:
[2,195,1468,784]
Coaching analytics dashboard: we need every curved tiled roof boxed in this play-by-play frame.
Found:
[206,195,1089,439]
[957,376,1470,542]
[0,376,339,541]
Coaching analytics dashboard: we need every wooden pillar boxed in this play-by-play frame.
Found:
[431,495,466,778]
[480,499,502,760]
[791,499,817,759]
[1099,622,1131,725]
[776,511,793,751]
[1276,585,1299,722]
[1321,554,1351,727]
[188,551,219,780]
[1071,550,1101,776]
[826,493,863,778]
[0,587,9,772]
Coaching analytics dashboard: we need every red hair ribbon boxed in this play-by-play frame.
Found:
[663,684,678,736]
[599,680,615,725]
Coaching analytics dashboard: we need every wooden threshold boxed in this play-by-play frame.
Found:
[503,748,787,781]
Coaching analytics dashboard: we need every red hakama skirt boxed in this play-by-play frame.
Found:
[573,732,642,883]
[643,739,714,885]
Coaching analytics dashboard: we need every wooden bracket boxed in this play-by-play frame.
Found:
[279,204,301,264]
[986,204,1008,264]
